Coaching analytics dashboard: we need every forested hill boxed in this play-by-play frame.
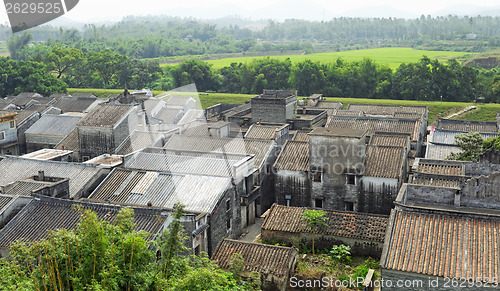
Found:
[3,15,500,59]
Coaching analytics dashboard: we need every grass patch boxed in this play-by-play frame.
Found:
[453,104,500,122]
[169,48,476,70]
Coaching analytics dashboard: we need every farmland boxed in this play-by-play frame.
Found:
[164,48,476,70]
[67,88,499,124]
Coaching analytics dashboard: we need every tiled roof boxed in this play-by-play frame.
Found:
[409,175,462,188]
[393,112,425,119]
[89,168,231,213]
[292,131,310,142]
[0,157,104,198]
[8,109,38,124]
[262,204,388,242]
[274,141,309,172]
[124,152,243,177]
[164,135,274,169]
[333,110,364,117]
[25,114,82,137]
[435,119,499,133]
[223,103,251,118]
[327,116,420,141]
[52,96,98,113]
[347,104,427,116]
[78,104,134,127]
[425,143,461,160]
[416,160,464,176]
[0,196,168,248]
[430,129,498,145]
[115,130,165,155]
[72,93,96,98]
[364,145,405,179]
[212,239,297,277]
[55,128,79,152]
[315,101,342,109]
[369,133,410,148]
[244,124,287,140]
[182,121,230,137]
[381,209,500,283]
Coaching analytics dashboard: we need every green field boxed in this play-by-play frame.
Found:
[69,88,500,124]
[0,42,9,57]
[181,48,475,70]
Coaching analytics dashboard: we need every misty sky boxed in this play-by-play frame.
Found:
[1,0,500,27]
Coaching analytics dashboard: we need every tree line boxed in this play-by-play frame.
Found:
[171,57,500,102]
[2,40,500,102]
[4,15,500,59]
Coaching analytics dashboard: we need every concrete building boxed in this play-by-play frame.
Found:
[251,90,297,124]
[309,127,367,211]
[77,104,138,160]
[0,111,18,155]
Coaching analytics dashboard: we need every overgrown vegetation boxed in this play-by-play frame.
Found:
[0,204,260,290]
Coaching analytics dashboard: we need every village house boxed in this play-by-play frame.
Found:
[261,204,389,257]
[77,104,139,160]
[0,196,204,257]
[0,156,107,199]
[25,114,82,152]
[381,175,500,290]
[212,239,298,291]
[163,134,277,217]
[0,111,18,155]
[87,167,239,255]
[0,194,32,229]
[244,123,290,146]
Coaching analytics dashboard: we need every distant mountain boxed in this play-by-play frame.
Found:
[432,4,500,17]
[250,0,335,21]
[162,4,248,20]
[338,6,419,19]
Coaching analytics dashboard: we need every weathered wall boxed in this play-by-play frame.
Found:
[275,170,310,207]
[78,127,114,160]
[26,134,63,152]
[404,184,457,206]
[208,185,243,255]
[252,96,297,124]
[461,171,500,209]
[17,113,40,154]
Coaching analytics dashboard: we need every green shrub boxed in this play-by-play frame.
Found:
[329,245,351,263]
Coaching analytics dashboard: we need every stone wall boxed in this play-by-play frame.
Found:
[461,171,500,209]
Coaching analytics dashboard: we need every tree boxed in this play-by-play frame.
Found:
[7,31,32,60]
[301,209,328,255]
[171,60,220,92]
[448,132,484,161]
[44,46,84,78]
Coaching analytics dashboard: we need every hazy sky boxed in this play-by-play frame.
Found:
[2,0,500,27]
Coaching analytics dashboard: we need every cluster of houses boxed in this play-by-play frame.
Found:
[0,89,499,290]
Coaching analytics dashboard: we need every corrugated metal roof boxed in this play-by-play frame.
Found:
[347,104,427,116]
[125,152,243,177]
[115,130,165,155]
[2,180,51,195]
[436,119,499,133]
[25,114,82,137]
[89,168,231,213]
[262,204,388,242]
[244,124,287,140]
[164,135,274,169]
[327,116,420,141]
[382,209,500,283]
[274,141,309,172]
[212,239,297,277]
[430,129,498,145]
[0,195,14,211]
[364,145,405,179]
[0,157,104,198]
[78,104,134,127]
[425,143,461,160]
[0,196,168,248]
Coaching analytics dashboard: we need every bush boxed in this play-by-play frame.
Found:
[329,245,351,263]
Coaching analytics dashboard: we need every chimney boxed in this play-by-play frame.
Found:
[38,171,45,181]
